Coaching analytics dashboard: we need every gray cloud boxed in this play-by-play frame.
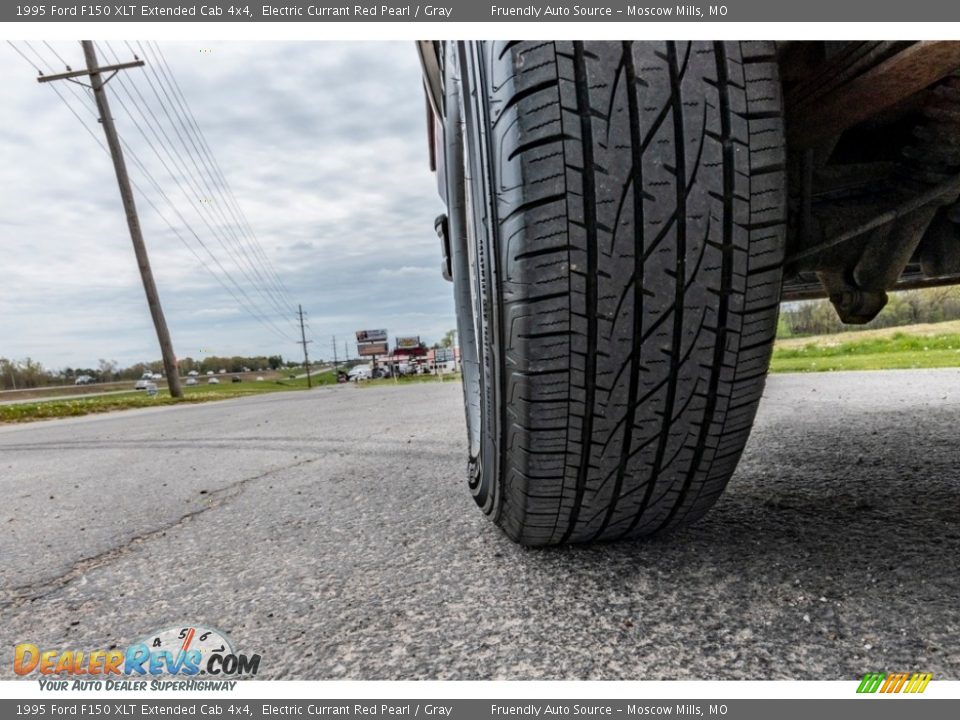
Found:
[0,41,451,368]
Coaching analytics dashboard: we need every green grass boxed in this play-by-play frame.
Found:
[770,331,960,373]
[360,372,462,387]
[0,371,338,424]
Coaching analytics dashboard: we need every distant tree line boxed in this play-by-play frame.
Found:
[0,354,293,391]
[0,357,48,390]
[175,355,288,375]
[779,286,960,337]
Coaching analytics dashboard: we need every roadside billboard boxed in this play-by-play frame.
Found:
[356,329,387,343]
[357,342,389,357]
[395,336,420,350]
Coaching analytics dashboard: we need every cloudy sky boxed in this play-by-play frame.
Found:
[0,41,450,369]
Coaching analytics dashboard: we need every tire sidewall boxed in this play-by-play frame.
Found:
[444,42,502,518]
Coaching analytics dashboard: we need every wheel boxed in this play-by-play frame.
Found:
[443,41,786,546]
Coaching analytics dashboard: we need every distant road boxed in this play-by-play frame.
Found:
[1,371,957,680]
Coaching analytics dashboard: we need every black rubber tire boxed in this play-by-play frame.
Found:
[447,41,786,546]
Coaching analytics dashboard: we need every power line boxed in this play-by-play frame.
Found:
[94,42,297,333]
[19,42,301,346]
[6,40,40,72]
[144,41,298,313]
[100,42,296,324]
[120,135,300,343]
[23,42,99,121]
[7,41,300,346]
[148,40,298,312]
[80,46,298,343]
[74,41,299,343]
[135,41,297,318]
[42,41,70,69]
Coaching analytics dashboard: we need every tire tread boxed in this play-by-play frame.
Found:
[473,40,785,545]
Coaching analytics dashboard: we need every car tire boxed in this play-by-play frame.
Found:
[444,41,786,545]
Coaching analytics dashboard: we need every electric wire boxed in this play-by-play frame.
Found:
[144,41,298,313]
[99,42,296,323]
[132,41,297,318]
[6,41,299,345]
[95,41,296,327]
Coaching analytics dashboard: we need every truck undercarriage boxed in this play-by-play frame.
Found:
[758,42,960,321]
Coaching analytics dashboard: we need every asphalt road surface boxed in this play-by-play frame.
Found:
[1,370,958,680]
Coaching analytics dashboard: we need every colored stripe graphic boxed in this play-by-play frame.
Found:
[881,672,908,693]
[857,673,886,693]
[857,672,932,694]
[905,673,933,693]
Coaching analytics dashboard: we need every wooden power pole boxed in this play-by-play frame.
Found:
[298,305,312,388]
[39,41,183,397]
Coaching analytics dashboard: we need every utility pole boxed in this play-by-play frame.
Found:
[297,304,312,388]
[331,336,339,374]
[39,42,183,397]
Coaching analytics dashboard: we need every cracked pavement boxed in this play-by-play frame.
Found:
[1,372,958,679]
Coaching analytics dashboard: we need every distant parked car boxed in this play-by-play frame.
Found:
[208,377,220,385]
[187,370,199,377]
[206,371,214,376]
[231,376,242,383]
[348,365,372,381]
[255,376,265,382]
[185,377,198,386]
[218,369,227,375]
[150,373,163,381]
[134,379,150,390]
[74,375,95,385]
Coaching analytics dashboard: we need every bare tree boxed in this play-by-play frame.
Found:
[97,359,119,381]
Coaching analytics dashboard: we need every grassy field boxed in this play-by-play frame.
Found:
[0,379,138,403]
[0,366,330,404]
[360,372,462,388]
[0,371,338,424]
[770,320,960,373]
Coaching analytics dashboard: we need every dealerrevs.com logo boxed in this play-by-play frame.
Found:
[14,625,260,691]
